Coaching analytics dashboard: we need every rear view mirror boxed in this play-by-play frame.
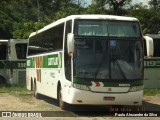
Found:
[67,33,74,56]
[143,36,154,57]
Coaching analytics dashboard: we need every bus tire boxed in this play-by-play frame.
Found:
[33,82,40,99]
[58,86,67,110]
[31,78,33,91]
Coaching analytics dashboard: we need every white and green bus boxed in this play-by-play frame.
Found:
[0,39,28,85]
[144,34,160,88]
[27,15,145,109]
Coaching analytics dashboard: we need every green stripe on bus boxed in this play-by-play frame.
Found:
[73,77,92,86]
[27,52,62,68]
[0,61,26,69]
[73,77,143,87]
[144,58,160,68]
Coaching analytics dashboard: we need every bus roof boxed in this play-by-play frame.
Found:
[29,15,139,38]
[146,34,160,39]
[9,39,28,43]
[0,40,8,43]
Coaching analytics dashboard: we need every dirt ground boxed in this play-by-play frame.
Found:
[0,92,159,120]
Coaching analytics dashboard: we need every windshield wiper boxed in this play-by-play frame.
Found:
[94,52,106,79]
[114,59,127,80]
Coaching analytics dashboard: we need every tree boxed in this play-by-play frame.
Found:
[149,0,160,9]
[128,2,160,34]
[92,0,131,15]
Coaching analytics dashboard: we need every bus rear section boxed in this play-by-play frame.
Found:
[7,39,28,85]
[0,39,28,85]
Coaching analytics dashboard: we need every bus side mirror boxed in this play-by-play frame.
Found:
[67,33,74,56]
[143,36,154,57]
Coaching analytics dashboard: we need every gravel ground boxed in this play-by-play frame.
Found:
[0,92,159,120]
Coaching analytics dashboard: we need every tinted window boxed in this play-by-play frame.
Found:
[15,44,27,59]
[28,23,64,56]
[153,39,160,57]
[65,20,72,80]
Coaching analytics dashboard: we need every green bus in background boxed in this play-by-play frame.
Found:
[144,33,160,88]
[0,39,28,85]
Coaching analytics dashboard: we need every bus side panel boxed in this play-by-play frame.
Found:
[26,68,36,90]
[0,60,8,83]
[26,51,63,99]
[40,68,60,98]
[144,58,160,88]
[26,57,36,90]
[144,68,160,88]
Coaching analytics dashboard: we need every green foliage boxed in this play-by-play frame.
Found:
[12,21,45,39]
[0,0,160,39]
[128,3,160,34]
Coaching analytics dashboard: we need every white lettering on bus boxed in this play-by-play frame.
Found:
[144,60,160,67]
[27,60,31,66]
[18,63,26,68]
[48,57,58,66]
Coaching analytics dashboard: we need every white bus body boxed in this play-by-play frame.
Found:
[0,39,28,85]
[27,15,144,109]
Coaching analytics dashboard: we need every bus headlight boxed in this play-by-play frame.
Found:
[73,83,90,91]
[129,85,144,92]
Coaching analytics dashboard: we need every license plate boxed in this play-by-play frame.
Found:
[103,96,115,101]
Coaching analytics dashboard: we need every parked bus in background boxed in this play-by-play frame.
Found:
[144,33,160,88]
[0,39,28,85]
[27,15,146,110]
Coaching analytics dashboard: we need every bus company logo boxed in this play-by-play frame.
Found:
[48,57,58,66]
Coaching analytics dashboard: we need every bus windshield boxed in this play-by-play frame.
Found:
[74,20,140,38]
[74,39,143,81]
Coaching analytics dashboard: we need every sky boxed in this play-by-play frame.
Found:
[84,0,150,7]
[132,0,150,5]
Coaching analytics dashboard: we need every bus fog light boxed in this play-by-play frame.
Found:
[129,85,143,92]
[73,83,90,91]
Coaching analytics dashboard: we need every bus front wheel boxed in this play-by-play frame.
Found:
[58,86,67,110]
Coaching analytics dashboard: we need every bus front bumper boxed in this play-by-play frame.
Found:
[65,88,143,106]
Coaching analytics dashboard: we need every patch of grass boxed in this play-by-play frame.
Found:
[144,88,160,96]
[0,85,33,104]
[0,85,31,95]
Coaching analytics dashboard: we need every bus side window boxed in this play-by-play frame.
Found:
[65,20,72,81]
[15,44,27,59]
